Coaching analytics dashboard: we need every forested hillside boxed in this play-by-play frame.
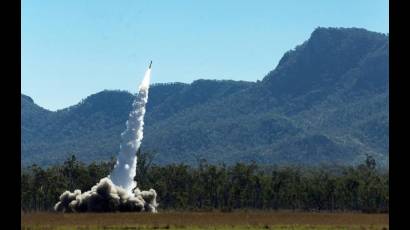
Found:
[21,27,389,167]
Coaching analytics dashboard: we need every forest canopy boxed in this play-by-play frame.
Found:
[21,152,388,213]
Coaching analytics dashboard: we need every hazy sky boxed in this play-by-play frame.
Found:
[22,0,389,111]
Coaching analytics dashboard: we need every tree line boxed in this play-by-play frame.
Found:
[21,152,388,213]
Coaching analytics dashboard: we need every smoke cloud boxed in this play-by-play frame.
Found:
[54,177,158,213]
[55,66,158,213]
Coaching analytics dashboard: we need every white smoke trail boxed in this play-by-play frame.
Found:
[55,65,158,213]
[109,67,152,194]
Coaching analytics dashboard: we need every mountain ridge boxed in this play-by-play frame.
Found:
[21,27,389,167]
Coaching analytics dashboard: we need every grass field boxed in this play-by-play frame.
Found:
[21,212,389,230]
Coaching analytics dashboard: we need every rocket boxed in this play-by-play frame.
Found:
[149,61,152,69]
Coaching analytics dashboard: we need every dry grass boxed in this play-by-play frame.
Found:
[21,211,389,230]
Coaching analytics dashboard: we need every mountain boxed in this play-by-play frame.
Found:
[21,27,389,167]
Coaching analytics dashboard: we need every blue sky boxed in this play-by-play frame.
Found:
[22,0,389,111]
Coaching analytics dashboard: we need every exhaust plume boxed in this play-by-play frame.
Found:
[55,63,158,213]
[109,67,151,193]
